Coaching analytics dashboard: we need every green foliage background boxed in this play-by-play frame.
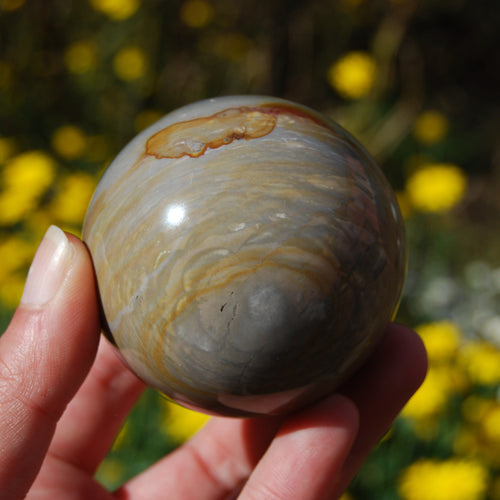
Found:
[1,1,500,498]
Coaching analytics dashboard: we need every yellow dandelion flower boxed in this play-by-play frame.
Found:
[413,110,449,145]
[113,46,147,81]
[416,321,461,364]
[3,150,56,194]
[64,40,98,74]
[0,189,38,225]
[460,341,500,385]
[160,401,210,443]
[405,163,467,213]
[51,125,87,160]
[398,459,488,500]
[327,51,377,100]
[49,173,96,226]
[0,0,25,11]
[180,0,214,28]
[0,151,56,225]
[89,0,139,21]
[402,367,450,420]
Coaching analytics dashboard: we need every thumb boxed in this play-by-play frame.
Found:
[0,225,101,499]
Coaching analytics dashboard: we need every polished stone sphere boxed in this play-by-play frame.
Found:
[83,95,406,417]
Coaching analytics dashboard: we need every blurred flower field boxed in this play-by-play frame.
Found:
[1,0,500,498]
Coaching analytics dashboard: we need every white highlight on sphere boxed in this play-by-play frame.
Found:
[165,204,186,226]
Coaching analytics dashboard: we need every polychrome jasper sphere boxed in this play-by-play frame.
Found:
[83,95,406,417]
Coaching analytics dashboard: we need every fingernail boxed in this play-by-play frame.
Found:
[21,225,73,307]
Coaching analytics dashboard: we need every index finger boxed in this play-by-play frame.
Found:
[0,227,101,499]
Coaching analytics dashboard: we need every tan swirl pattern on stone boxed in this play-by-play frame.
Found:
[83,95,406,417]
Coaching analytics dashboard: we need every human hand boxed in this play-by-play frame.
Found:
[0,226,427,499]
